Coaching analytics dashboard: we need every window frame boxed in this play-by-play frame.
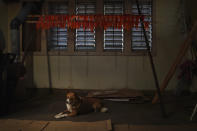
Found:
[130,0,153,52]
[75,2,97,51]
[47,1,69,51]
[103,0,124,51]
[21,0,156,56]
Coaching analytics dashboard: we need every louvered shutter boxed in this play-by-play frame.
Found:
[104,0,124,50]
[76,3,96,50]
[131,1,152,50]
[48,2,68,50]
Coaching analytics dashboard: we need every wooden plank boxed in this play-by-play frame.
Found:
[152,21,197,104]
[67,0,75,54]
[27,15,41,17]
[21,121,49,131]
[95,0,104,55]
[129,125,197,131]
[44,119,111,131]
[114,124,129,131]
[0,119,33,131]
[106,119,112,131]
[0,119,111,131]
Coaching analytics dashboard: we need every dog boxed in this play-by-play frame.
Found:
[54,92,108,118]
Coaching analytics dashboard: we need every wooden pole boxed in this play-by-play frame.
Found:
[135,0,167,117]
[152,21,197,104]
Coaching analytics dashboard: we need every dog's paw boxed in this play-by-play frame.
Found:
[54,112,64,119]
[54,112,68,119]
[54,115,62,119]
[101,107,108,113]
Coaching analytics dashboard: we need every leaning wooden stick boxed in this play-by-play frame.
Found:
[152,21,197,104]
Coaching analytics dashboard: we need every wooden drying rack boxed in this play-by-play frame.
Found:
[152,21,197,104]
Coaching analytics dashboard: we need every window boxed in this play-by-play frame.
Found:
[24,0,155,55]
[131,0,152,50]
[75,3,96,50]
[48,2,68,50]
[104,0,124,50]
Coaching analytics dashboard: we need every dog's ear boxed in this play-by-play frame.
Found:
[73,92,78,97]
[74,92,81,100]
[74,93,81,102]
[65,89,71,94]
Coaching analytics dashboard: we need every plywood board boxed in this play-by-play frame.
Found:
[21,121,49,131]
[114,124,129,131]
[0,119,33,131]
[44,119,112,131]
[0,119,112,131]
[129,125,197,131]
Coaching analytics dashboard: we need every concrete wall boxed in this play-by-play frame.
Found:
[6,0,194,90]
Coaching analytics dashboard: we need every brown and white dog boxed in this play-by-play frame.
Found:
[54,92,108,118]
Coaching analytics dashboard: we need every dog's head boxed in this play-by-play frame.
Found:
[66,92,80,105]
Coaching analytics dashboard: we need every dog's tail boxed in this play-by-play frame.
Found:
[100,107,108,113]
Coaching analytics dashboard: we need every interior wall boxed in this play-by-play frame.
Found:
[185,0,197,92]
[0,0,8,52]
[6,0,190,90]
[7,2,21,53]
[185,0,197,25]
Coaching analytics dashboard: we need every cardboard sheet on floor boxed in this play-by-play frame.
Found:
[0,119,48,131]
[0,119,34,131]
[87,88,150,103]
[0,119,112,131]
[87,88,144,98]
[45,119,112,131]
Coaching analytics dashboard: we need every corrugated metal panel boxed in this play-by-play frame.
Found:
[131,2,152,50]
[104,0,124,50]
[76,3,96,50]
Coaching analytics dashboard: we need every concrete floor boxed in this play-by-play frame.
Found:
[1,89,197,130]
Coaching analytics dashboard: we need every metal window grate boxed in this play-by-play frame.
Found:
[131,1,152,50]
[76,3,96,50]
[104,0,124,50]
[48,2,68,50]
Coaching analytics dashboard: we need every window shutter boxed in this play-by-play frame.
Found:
[104,0,124,50]
[131,1,152,50]
[48,2,68,50]
[76,3,96,50]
